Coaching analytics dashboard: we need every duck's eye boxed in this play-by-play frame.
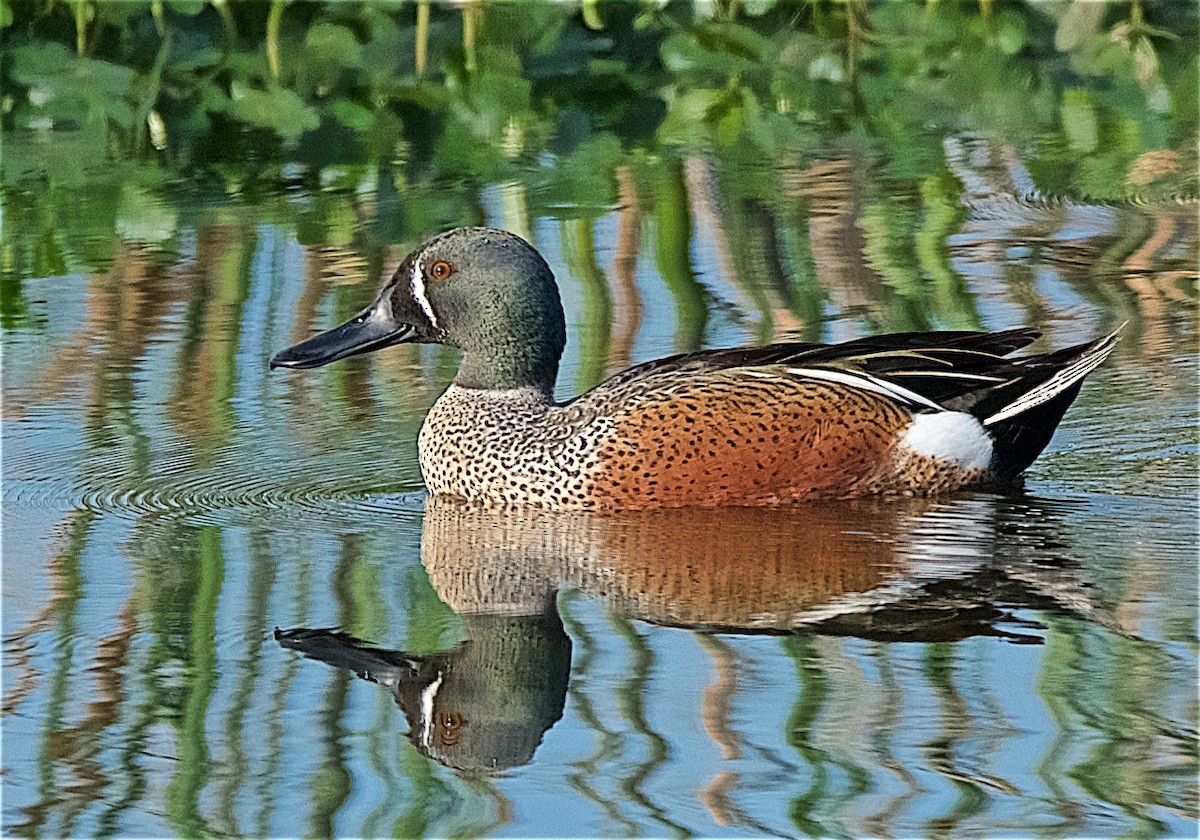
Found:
[430,260,454,281]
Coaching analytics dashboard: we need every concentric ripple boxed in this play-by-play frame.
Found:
[4,440,427,525]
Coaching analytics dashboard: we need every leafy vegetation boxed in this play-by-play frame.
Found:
[2,1,1195,285]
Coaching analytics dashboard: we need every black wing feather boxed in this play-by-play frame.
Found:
[591,329,1041,408]
[602,329,1038,385]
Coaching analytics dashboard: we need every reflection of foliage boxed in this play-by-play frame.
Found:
[3,2,1194,248]
[0,1,1195,339]
[2,2,1190,345]
[1,0,1193,355]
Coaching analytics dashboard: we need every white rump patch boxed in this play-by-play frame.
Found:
[898,412,993,471]
[411,260,439,329]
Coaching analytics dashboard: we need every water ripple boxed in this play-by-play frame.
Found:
[6,472,426,523]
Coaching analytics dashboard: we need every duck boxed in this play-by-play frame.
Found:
[270,227,1119,510]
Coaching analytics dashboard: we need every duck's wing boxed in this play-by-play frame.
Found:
[587,326,1121,424]
[589,328,1042,410]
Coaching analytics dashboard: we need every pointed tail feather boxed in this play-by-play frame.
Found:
[983,328,1121,479]
[983,328,1121,427]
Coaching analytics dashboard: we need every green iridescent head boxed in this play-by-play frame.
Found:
[271,227,567,394]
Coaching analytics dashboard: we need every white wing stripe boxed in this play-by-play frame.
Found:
[787,367,944,411]
[888,370,1008,382]
[983,334,1118,426]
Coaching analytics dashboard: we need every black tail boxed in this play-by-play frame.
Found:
[985,380,1084,479]
[978,329,1120,479]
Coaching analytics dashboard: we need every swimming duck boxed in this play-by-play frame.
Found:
[270,227,1118,509]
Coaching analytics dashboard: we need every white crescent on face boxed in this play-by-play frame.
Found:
[411,259,439,330]
[419,671,444,748]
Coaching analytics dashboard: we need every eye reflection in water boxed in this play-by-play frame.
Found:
[278,491,1110,774]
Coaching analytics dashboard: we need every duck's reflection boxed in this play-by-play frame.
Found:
[279,492,1108,772]
[277,606,571,773]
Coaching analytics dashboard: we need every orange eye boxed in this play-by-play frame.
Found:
[430,260,454,281]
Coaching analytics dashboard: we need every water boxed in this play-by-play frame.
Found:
[3,2,1198,837]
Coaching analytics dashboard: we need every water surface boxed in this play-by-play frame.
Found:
[3,2,1197,836]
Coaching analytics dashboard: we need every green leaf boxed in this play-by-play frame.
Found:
[328,100,374,133]
[166,0,207,14]
[9,44,138,128]
[304,22,363,69]
[996,10,1026,56]
[171,47,224,74]
[657,88,721,145]
[1062,88,1098,153]
[9,42,77,80]
[229,86,320,144]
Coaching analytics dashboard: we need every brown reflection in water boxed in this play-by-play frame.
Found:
[2,512,95,720]
[277,240,336,427]
[4,242,177,424]
[801,156,881,324]
[168,218,254,459]
[311,245,371,288]
[945,134,1197,361]
[695,634,747,828]
[1121,212,1199,375]
[39,599,139,835]
[604,166,643,376]
[685,156,754,320]
[689,156,805,340]
[310,244,377,426]
[282,245,368,430]
[418,495,1104,638]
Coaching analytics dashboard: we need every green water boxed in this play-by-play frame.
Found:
[2,1,1197,836]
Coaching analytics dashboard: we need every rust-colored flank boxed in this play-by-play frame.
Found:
[591,375,911,508]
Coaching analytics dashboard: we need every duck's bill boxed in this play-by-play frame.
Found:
[269,303,414,370]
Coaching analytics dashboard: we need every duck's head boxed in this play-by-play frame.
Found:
[270,227,566,393]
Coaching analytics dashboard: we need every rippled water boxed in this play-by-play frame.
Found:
[3,3,1199,836]
[5,183,1196,835]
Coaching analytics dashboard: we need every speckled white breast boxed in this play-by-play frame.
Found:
[418,385,609,508]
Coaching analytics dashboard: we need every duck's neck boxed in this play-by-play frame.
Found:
[448,280,567,397]
[453,340,561,397]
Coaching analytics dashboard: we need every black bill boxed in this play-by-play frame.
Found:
[269,298,413,370]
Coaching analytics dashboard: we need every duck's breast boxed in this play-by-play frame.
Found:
[419,385,597,507]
